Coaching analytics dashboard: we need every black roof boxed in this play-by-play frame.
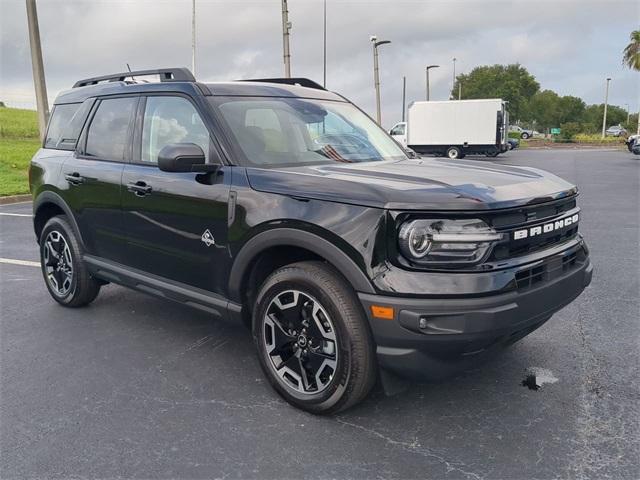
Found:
[55,70,345,105]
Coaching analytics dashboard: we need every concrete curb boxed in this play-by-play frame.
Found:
[0,194,32,205]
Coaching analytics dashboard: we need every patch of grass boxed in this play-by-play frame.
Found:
[0,107,39,139]
[0,107,41,195]
[0,138,40,195]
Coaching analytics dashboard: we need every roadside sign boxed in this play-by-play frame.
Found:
[551,128,561,135]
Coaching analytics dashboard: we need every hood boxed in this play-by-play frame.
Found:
[245,158,577,211]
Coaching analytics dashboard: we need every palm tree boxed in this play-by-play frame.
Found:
[623,30,640,71]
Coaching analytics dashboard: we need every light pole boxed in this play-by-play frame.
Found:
[401,76,406,122]
[425,65,439,101]
[191,0,196,75]
[370,35,391,125]
[323,0,327,87]
[451,57,456,99]
[25,0,49,141]
[601,77,611,139]
[281,0,292,78]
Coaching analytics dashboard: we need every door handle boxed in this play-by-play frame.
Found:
[127,181,153,197]
[64,172,85,185]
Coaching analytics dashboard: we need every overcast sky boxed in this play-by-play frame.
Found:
[1,0,638,128]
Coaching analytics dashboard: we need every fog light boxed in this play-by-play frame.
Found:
[418,317,428,329]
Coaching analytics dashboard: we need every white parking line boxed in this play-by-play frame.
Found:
[0,212,32,217]
[0,258,40,267]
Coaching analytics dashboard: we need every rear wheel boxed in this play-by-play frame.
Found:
[446,146,462,159]
[39,216,101,307]
[253,261,376,414]
[521,132,530,139]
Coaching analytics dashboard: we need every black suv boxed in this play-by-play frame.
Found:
[30,68,592,413]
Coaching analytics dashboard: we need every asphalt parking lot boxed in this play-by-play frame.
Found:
[1,149,638,479]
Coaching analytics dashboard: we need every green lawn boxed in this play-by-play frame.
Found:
[0,107,40,196]
[0,138,41,196]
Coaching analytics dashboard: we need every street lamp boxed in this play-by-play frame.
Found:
[601,77,611,139]
[425,65,439,101]
[370,35,391,124]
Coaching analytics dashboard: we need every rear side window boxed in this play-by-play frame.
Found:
[44,101,91,150]
[85,97,137,161]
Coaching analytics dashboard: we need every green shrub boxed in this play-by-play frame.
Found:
[508,131,521,139]
[559,122,582,140]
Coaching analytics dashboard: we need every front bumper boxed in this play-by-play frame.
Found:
[359,245,592,380]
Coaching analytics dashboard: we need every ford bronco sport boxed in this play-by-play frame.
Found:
[30,68,592,414]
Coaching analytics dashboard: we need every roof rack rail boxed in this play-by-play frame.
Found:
[238,78,326,91]
[73,68,195,88]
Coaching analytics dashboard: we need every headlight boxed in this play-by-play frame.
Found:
[398,219,503,266]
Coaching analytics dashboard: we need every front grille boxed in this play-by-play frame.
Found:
[515,247,585,291]
[486,197,580,261]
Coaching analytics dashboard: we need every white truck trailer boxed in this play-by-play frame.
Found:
[390,99,509,159]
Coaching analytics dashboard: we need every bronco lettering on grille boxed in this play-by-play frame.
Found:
[513,213,579,240]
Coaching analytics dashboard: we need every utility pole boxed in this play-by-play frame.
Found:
[25,0,49,141]
[281,0,292,78]
[401,76,406,122]
[370,35,391,124]
[601,77,611,139]
[458,82,462,100]
[451,57,456,99]
[191,0,196,75]
[425,65,439,101]
[323,0,327,87]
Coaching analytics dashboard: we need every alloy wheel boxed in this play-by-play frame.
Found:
[43,230,74,296]
[262,290,338,395]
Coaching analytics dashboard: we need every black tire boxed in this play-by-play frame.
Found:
[446,146,462,159]
[253,261,376,414]
[521,132,530,139]
[39,215,101,307]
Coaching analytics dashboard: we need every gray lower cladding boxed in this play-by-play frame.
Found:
[359,255,593,380]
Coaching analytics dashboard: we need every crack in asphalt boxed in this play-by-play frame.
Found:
[335,418,483,480]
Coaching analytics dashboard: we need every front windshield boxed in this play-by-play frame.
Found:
[212,97,407,167]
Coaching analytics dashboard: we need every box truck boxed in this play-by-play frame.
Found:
[390,99,509,159]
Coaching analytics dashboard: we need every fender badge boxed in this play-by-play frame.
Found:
[201,229,215,247]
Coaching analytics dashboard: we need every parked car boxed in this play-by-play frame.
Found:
[30,68,592,414]
[507,138,520,150]
[605,125,627,137]
[509,125,534,139]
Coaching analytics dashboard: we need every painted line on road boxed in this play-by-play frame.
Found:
[0,258,41,267]
[0,212,32,217]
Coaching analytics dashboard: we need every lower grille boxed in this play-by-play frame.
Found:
[515,247,585,291]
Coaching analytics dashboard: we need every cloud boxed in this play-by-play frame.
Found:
[1,0,638,127]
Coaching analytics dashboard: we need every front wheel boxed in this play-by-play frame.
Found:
[521,132,530,139]
[446,146,462,159]
[253,261,376,414]
[39,215,101,307]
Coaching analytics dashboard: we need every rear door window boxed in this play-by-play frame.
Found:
[44,101,92,150]
[85,97,137,161]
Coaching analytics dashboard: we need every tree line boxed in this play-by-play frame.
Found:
[450,64,636,134]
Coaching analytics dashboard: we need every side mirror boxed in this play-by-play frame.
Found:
[158,143,218,173]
